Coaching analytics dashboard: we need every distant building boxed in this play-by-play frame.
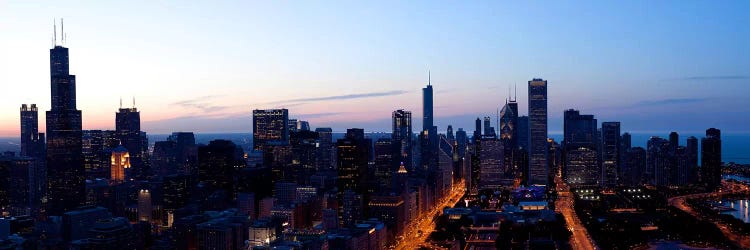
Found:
[601,122,620,187]
[647,137,671,186]
[20,104,45,159]
[623,147,646,185]
[252,109,290,151]
[563,110,598,186]
[479,138,507,190]
[392,109,413,172]
[701,128,722,190]
[315,127,334,170]
[115,103,147,179]
[197,140,244,200]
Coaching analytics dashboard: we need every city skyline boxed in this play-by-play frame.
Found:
[1,1,749,136]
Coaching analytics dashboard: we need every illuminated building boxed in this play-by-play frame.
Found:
[110,145,130,183]
[479,137,506,190]
[115,102,147,179]
[252,109,289,151]
[138,189,152,222]
[20,104,45,159]
[392,109,413,172]
[563,109,598,186]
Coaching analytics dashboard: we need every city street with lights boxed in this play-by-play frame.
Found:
[394,180,466,250]
[554,170,598,250]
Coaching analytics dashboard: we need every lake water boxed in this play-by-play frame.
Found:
[719,199,750,223]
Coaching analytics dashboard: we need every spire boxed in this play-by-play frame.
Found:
[53,19,57,46]
[61,18,64,45]
[119,97,122,109]
[514,83,518,102]
[132,96,136,109]
[428,70,431,86]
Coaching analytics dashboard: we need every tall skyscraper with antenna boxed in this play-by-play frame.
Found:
[46,20,85,215]
[116,98,147,179]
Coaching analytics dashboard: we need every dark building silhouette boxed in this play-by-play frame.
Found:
[392,109,413,172]
[373,138,394,192]
[315,127,334,170]
[116,102,148,179]
[686,136,699,183]
[422,76,433,132]
[198,140,244,201]
[46,42,85,215]
[473,118,482,141]
[20,104,45,159]
[447,125,454,142]
[455,128,468,158]
[701,128,722,190]
[483,117,495,138]
[623,147,646,185]
[499,98,519,180]
[647,137,671,186]
[336,129,370,226]
[601,122,620,187]
[252,109,289,151]
[527,78,548,185]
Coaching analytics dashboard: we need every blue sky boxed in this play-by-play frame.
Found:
[1,1,749,136]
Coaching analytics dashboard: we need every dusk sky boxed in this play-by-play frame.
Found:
[1,1,749,136]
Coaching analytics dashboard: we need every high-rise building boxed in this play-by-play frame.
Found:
[479,138,507,190]
[647,137,671,186]
[473,118,482,141]
[623,147,646,186]
[527,78,548,185]
[517,116,529,150]
[336,129,370,195]
[423,76,433,132]
[686,136,699,183]
[116,102,147,179]
[499,99,519,176]
[455,128,468,158]
[373,138,394,192]
[110,145,130,183]
[701,128,722,190]
[447,125,454,142]
[138,189,152,222]
[391,110,413,172]
[601,122,620,187]
[46,40,85,215]
[198,140,244,200]
[483,117,494,138]
[669,132,679,153]
[20,104,45,159]
[315,128,334,170]
[252,109,289,151]
[563,110,598,186]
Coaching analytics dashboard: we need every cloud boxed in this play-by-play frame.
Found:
[636,98,709,106]
[677,75,748,81]
[267,90,408,104]
[171,95,228,113]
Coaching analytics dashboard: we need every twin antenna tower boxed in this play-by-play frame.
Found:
[52,18,67,47]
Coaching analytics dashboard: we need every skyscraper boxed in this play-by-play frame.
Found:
[391,110,413,171]
[483,117,494,138]
[20,104,45,159]
[110,145,130,183]
[601,122,620,187]
[701,128,722,190]
[46,38,85,215]
[499,98,519,178]
[473,118,482,141]
[563,109,598,186]
[423,75,433,132]
[527,78,548,185]
[686,136,699,183]
[315,127,334,170]
[647,137,671,186]
[115,102,146,179]
[252,109,290,151]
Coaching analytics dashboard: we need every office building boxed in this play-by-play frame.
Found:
[252,109,289,151]
[601,122,620,186]
[563,110,598,186]
[528,78,548,185]
[46,41,85,215]
[392,109,413,171]
[701,128,722,190]
[115,102,147,179]
[20,104,45,159]
[110,145,130,183]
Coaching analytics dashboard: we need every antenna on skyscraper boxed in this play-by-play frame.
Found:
[428,70,431,86]
[53,19,57,46]
[132,97,136,109]
[513,83,518,102]
[120,97,123,109]
[61,18,65,45]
